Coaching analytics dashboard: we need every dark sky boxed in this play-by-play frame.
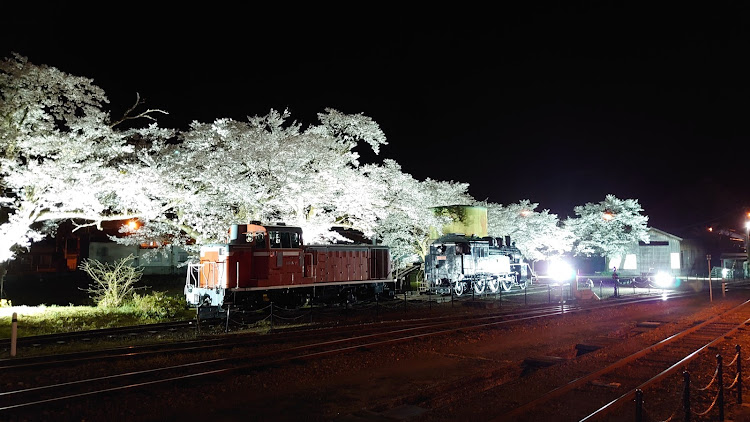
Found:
[2,4,748,236]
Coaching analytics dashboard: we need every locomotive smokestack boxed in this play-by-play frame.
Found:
[505,236,511,248]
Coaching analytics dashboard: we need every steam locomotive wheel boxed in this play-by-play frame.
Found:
[473,279,486,295]
[501,279,512,291]
[453,281,466,296]
[487,279,499,293]
[518,279,528,290]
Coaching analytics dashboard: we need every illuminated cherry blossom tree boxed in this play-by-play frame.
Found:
[564,194,649,258]
[363,160,474,269]
[116,108,389,249]
[0,54,653,282]
[484,200,574,261]
[1,54,391,264]
[0,54,171,263]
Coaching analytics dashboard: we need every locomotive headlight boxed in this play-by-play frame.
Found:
[653,271,674,288]
[549,258,575,282]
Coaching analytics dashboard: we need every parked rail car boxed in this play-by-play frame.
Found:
[424,233,534,296]
[184,223,393,316]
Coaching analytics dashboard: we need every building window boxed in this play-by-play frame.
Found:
[623,254,637,270]
[670,252,680,269]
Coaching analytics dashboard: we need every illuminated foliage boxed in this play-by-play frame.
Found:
[0,54,653,276]
[564,194,649,258]
[119,108,389,248]
[0,54,172,263]
[363,160,473,269]
[483,200,574,261]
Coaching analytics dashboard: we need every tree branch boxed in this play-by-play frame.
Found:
[110,93,169,128]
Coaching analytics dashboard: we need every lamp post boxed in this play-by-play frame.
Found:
[745,221,750,279]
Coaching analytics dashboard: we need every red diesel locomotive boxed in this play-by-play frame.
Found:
[184,223,392,315]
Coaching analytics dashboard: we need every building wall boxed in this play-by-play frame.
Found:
[609,228,683,277]
[89,243,189,275]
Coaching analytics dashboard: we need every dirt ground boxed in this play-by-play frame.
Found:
[149,292,745,422]
[7,289,748,422]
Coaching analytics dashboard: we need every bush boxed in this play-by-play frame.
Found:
[126,291,186,319]
[79,255,143,308]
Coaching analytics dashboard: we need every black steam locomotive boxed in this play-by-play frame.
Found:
[424,233,533,296]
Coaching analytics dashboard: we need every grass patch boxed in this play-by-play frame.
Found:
[0,299,195,338]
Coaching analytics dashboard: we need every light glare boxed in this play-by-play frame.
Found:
[549,258,575,281]
[653,271,673,288]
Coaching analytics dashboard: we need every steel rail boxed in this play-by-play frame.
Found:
[0,301,583,373]
[0,298,648,414]
[0,292,687,374]
[491,298,750,422]
[580,302,750,421]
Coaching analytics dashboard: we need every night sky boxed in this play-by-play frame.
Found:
[1,4,748,236]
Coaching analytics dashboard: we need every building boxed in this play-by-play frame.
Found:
[7,220,189,276]
[88,242,189,275]
[607,227,698,278]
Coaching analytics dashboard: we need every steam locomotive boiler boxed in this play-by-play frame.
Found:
[184,223,392,317]
[424,233,533,296]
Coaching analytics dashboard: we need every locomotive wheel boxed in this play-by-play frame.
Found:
[453,281,466,296]
[473,279,486,295]
[487,279,499,293]
[518,279,528,290]
[501,279,512,292]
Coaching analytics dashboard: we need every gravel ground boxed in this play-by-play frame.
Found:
[6,289,750,422]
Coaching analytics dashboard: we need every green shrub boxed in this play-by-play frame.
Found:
[126,291,186,320]
[79,255,143,308]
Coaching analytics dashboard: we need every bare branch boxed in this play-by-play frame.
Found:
[110,93,168,128]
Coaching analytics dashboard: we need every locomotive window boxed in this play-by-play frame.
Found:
[455,242,471,255]
[281,232,292,248]
[269,231,282,248]
[268,231,301,248]
[290,232,301,248]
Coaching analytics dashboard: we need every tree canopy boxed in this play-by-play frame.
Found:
[0,54,651,271]
[564,194,650,258]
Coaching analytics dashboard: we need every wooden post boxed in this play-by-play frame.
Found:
[10,312,17,357]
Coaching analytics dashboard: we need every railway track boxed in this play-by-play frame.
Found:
[386,295,750,422]
[0,319,198,350]
[0,292,688,420]
[0,291,692,370]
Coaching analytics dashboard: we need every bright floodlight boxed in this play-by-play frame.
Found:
[653,271,673,288]
[549,258,575,281]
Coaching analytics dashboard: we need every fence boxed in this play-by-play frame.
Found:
[203,285,553,334]
[635,344,745,422]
